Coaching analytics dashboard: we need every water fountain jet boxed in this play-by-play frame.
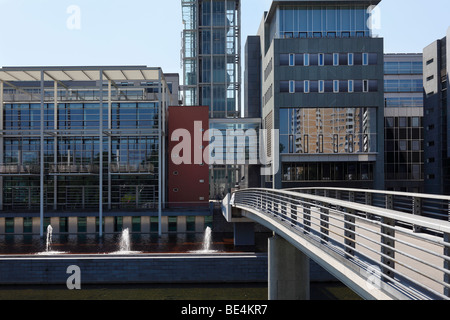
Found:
[36,225,66,255]
[110,228,141,254]
[191,227,218,254]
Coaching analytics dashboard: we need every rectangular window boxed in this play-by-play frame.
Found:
[289,135,294,154]
[150,217,159,233]
[23,217,33,233]
[186,216,196,232]
[132,216,141,233]
[304,80,310,93]
[5,218,14,234]
[347,134,354,153]
[318,135,324,153]
[333,53,339,66]
[60,217,68,233]
[319,80,324,93]
[348,53,354,66]
[289,54,295,66]
[363,80,369,93]
[333,80,339,93]
[289,80,295,93]
[348,80,354,93]
[304,54,310,66]
[168,217,177,232]
[333,134,339,153]
[319,54,324,66]
[114,216,123,233]
[363,53,369,66]
[78,217,87,233]
[303,135,309,153]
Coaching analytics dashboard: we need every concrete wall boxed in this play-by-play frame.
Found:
[0,254,268,285]
[0,253,336,286]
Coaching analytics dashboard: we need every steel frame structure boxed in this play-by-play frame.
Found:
[0,66,170,237]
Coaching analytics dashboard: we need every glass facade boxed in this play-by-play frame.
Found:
[1,101,161,212]
[279,108,377,155]
[182,0,241,118]
[274,5,371,39]
[384,79,423,93]
[282,162,374,182]
[0,70,167,216]
[385,117,423,181]
[384,54,424,192]
[384,61,423,75]
[208,119,260,198]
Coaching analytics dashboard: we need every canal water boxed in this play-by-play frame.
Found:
[0,232,361,300]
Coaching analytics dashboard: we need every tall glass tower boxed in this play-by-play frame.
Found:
[182,0,241,119]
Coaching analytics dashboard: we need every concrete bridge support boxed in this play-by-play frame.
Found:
[269,234,310,300]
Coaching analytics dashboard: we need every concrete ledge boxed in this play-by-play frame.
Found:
[0,253,268,285]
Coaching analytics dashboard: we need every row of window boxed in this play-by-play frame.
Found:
[385,117,423,182]
[3,216,213,234]
[280,79,378,94]
[384,79,423,93]
[282,162,374,182]
[3,103,160,131]
[280,31,370,39]
[385,97,423,108]
[280,52,377,67]
[276,5,371,37]
[384,61,423,75]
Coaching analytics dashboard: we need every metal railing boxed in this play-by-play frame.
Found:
[232,188,450,300]
[289,188,450,222]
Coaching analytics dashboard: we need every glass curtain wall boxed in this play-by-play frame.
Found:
[1,100,160,212]
[279,107,377,155]
[274,5,371,39]
[183,0,240,118]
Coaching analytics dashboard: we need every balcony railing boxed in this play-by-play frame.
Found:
[0,164,40,175]
[110,163,155,174]
[49,164,99,174]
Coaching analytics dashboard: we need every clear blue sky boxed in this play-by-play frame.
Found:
[0,0,449,77]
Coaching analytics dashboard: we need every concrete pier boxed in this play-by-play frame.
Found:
[269,235,310,300]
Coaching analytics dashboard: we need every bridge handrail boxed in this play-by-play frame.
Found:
[287,187,450,222]
[231,188,450,300]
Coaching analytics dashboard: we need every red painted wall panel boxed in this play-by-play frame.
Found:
[168,106,209,208]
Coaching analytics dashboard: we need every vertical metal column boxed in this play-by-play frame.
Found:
[382,194,396,280]
[0,81,3,211]
[53,81,58,210]
[107,80,112,211]
[444,232,450,298]
[344,208,356,258]
[40,71,45,237]
[98,71,104,237]
[412,197,422,232]
[158,70,162,237]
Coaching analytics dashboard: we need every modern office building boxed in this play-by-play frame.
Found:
[384,53,424,192]
[181,0,263,200]
[0,66,209,236]
[181,0,241,118]
[423,27,450,195]
[250,0,385,190]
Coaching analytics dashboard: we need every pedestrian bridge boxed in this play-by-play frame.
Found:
[222,188,450,300]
